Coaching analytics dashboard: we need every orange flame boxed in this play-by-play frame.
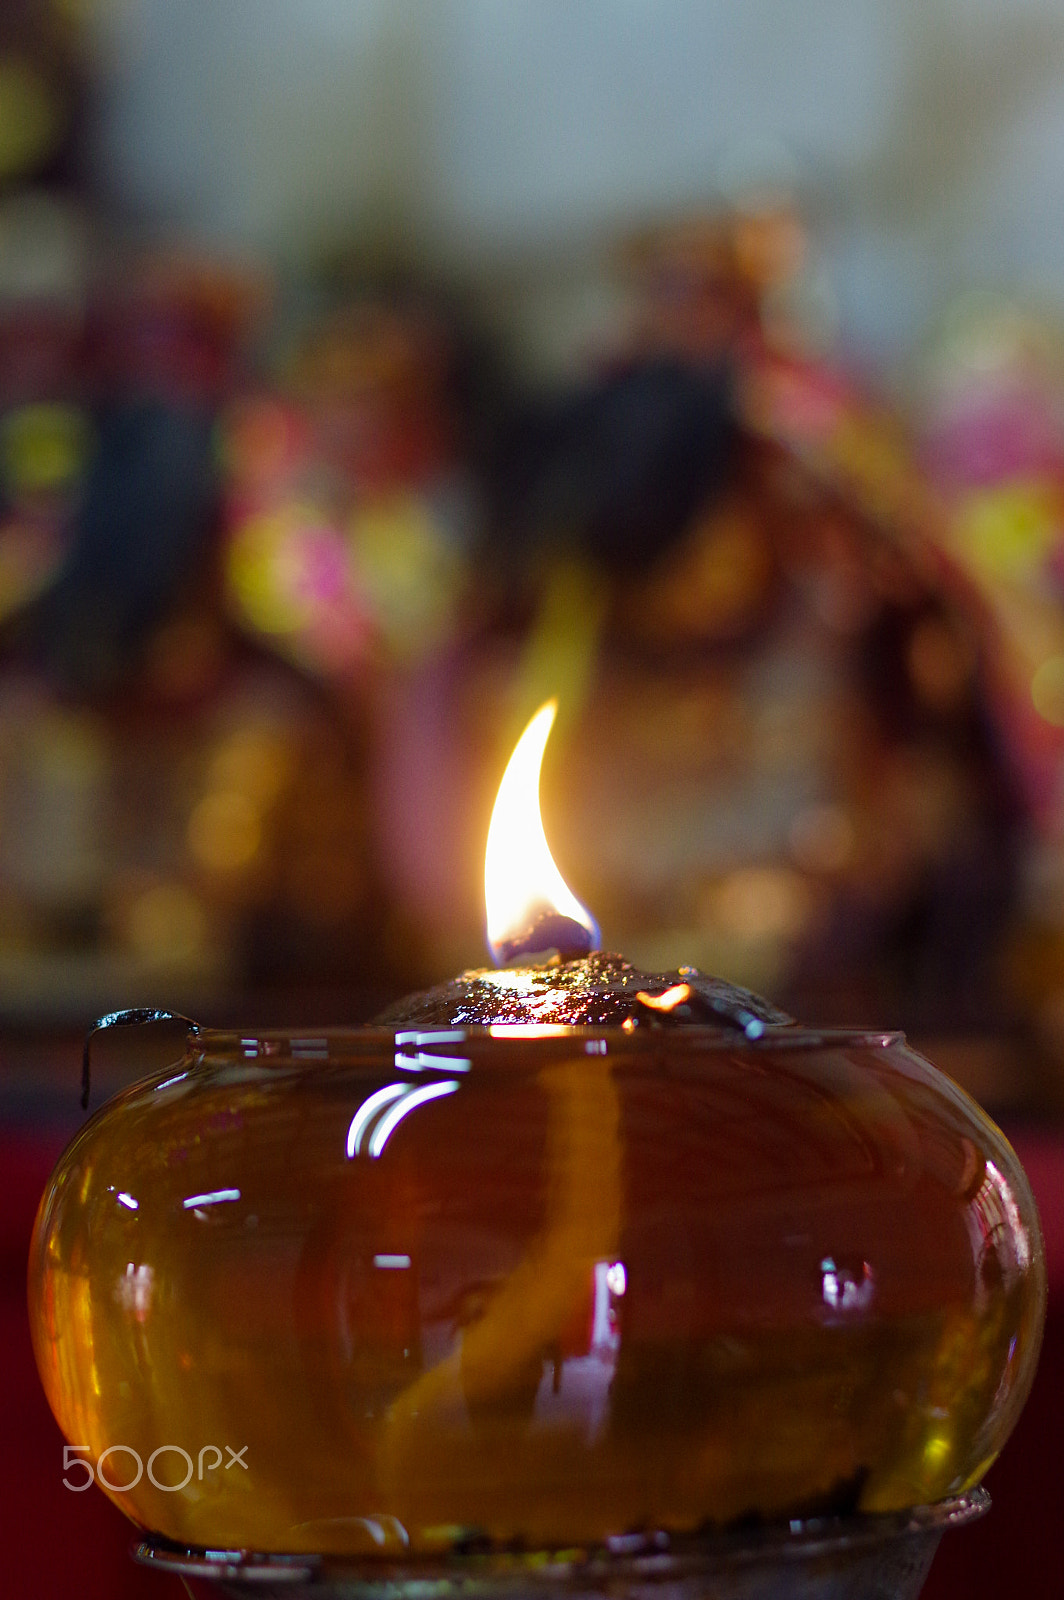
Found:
[484,700,599,965]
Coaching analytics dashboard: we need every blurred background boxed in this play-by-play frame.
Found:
[6,2,1064,1595]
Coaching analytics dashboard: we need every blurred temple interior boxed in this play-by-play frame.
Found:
[6,3,1064,1598]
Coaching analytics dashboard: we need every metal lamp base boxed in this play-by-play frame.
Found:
[133,1489,989,1600]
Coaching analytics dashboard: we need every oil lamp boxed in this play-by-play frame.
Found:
[29,701,1046,1599]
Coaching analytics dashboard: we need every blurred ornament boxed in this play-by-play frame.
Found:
[348,490,464,662]
[486,356,736,570]
[627,492,775,647]
[0,189,85,323]
[377,206,1029,1058]
[227,499,374,677]
[21,249,265,691]
[0,193,89,625]
[0,697,106,910]
[217,394,307,494]
[1,398,89,499]
[953,479,1063,587]
[94,248,269,404]
[221,293,474,681]
[28,398,217,689]
[0,54,60,182]
[0,514,66,623]
[0,0,86,192]
[914,293,1064,834]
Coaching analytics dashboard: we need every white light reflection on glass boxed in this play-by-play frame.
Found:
[116,1192,139,1211]
[394,1030,471,1073]
[986,1160,1032,1271]
[488,1023,570,1038]
[395,1029,465,1047]
[373,1254,412,1269]
[347,1515,410,1549]
[820,1256,874,1312]
[367,1080,460,1159]
[182,1188,241,1209]
[153,1072,188,1093]
[533,1258,624,1444]
[114,1262,153,1320]
[396,1051,471,1073]
[346,1084,408,1157]
[292,1037,329,1060]
[965,1157,1032,1306]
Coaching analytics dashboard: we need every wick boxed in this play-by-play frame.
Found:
[492,909,597,968]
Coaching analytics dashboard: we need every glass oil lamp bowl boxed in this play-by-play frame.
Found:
[28,703,1046,1600]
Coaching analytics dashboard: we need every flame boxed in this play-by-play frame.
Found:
[485,700,599,965]
[635,983,693,1014]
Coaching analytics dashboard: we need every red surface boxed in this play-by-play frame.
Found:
[5,1126,1063,1599]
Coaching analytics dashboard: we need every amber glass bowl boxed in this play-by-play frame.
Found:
[29,1023,1044,1559]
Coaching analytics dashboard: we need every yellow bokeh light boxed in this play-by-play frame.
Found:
[1,403,91,498]
[710,865,812,943]
[1031,656,1064,728]
[0,57,62,181]
[208,728,291,807]
[124,883,208,963]
[187,791,262,873]
[349,493,459,654]
[957,481,1061,583]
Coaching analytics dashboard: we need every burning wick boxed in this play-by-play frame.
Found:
[485,700,600,966]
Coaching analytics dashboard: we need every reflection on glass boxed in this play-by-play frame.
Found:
[346,1084,408,1157]
[367,1079,461,1159]
[182,1188,241,1209]
[820,1256,875,1312]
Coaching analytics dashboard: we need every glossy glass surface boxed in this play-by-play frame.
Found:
[29,1026,1045,1555]
[131,1490,992,1600]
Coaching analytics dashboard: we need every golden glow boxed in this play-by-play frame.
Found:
[1031,655,1064,727]
[124,883,207,962]
[484,700,598,964]
[635,983,693,1014]
[187,790,261,872]
[487,1023,571,1038]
